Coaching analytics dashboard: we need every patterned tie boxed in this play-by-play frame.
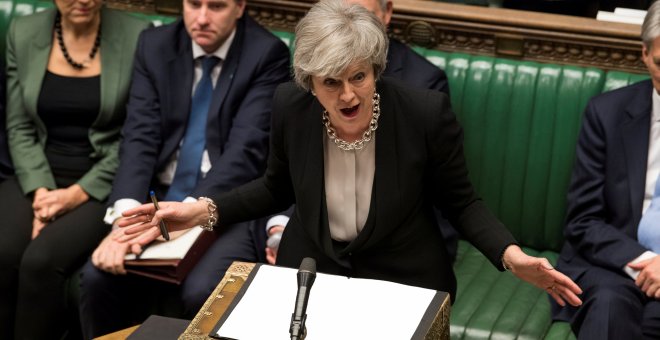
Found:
[638,172,660,252]
[165,56,220,201]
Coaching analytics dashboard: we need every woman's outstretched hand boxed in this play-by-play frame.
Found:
[503,245,583,307]
[117,200,210,237]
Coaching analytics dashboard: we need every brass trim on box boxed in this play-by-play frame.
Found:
[426,295,451,340]
[179,262,255,340]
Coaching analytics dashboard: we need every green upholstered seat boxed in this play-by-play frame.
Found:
[452,241,561,339]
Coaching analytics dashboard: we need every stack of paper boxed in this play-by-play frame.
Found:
[213,265,444,340]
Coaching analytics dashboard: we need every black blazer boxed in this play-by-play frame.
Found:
[109,16,290,203]
[216,78,515,298]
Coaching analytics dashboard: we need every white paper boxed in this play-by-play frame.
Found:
[124,227,204,260]
[613,7,646,19]
[596,11,643,25]
[216,265,438,340]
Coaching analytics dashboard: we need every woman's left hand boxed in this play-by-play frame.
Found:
[32,184,89,221]
[503,245,583,307]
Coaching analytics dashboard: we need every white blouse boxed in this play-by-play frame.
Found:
[323,133,376,242]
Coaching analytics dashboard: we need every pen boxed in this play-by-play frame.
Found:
[149,190,170,241]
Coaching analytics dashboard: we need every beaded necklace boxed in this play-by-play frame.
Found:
[55,12,101,70]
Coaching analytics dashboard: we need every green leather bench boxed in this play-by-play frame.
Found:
[0,2,649,339]
[416,48,649,339]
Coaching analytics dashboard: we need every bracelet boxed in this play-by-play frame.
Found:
[502,257,512,271]
[500,243,516,271]
[198,197,218,231]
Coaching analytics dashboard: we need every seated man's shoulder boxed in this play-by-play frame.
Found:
[386,38,447,93]
[138,19,180,40]
[242,15,289,50]
[588,79,652,116]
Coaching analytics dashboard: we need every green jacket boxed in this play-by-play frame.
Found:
[6,8,150,200]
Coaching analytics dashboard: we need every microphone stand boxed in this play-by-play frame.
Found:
[290,258,316,340]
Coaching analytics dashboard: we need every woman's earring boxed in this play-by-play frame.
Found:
[311,90,316,96]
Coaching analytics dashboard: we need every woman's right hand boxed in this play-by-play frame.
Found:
[31,216,47,239]
[32,187,50,222]
[118,200,210,236]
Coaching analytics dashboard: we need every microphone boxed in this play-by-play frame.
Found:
[290,257,316,340]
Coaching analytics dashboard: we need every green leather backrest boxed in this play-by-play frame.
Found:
[421,48,649,252]
[455,55,600,251]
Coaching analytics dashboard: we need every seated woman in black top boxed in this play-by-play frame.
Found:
[0,1,150,338]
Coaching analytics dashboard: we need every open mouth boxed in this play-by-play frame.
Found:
[340,104,360,118]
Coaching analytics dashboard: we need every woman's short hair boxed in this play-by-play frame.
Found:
[293,0,389,91]
[643,1,660,48]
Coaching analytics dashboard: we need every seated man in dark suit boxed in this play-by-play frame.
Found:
[552,2,660,338]
[78,0,290,337]
[264,0,457,264]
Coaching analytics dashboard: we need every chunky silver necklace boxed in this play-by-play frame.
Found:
[322,92,380,151]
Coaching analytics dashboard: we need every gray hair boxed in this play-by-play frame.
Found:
[642,1,660,48]
[293,0,389,91]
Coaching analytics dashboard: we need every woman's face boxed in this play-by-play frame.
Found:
[311,62,376,141]
[55,0,102,25]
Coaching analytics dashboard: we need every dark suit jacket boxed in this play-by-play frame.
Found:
[384,39,449,96]
[109,16,290,204]
[6,8,150,199]
[556,80,652,281]
[216,78,515,298]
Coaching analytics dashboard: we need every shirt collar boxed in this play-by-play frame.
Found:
[191,28,236,61]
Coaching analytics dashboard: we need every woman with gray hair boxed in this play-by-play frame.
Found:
[118,0,582,307]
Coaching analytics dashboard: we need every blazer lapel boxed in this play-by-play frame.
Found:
[622,80,653,226]
[205,18,244,159]
[341,82,400,255]
[24,11,55,128]
[167,29,194,149]
[96,8,121,126]
[300,98,338,259]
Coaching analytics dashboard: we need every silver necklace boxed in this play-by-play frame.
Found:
[322,92,380,151]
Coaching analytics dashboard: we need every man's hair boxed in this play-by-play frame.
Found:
[292,0,388,91]
[642,1,660,48]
